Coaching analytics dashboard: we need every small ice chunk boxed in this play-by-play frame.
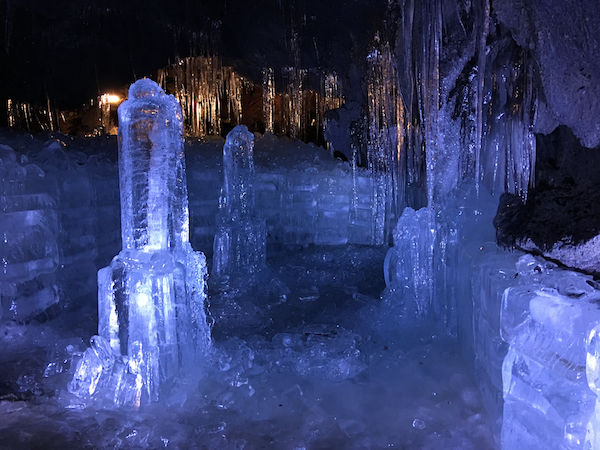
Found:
[412,418,426,430]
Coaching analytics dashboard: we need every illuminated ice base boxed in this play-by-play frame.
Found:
[67,244,209,407]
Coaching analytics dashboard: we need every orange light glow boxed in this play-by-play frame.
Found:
[100,94,121,104]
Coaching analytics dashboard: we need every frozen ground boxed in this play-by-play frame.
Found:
[0,245,495,450]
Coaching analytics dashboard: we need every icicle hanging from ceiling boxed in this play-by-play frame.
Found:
[380,0,536,213]
[157,56,244,138]
[262,68,276,134]
[366,41,405,245]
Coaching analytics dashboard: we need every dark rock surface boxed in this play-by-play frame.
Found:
[495,0,600,148]
[494,125,600,273]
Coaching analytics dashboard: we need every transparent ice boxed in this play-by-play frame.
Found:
[74,79,211,406]
[212,125,266,283]
[0,1,593,448]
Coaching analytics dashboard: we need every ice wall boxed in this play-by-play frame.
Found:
[33,142,99,311]
[500,258,600,449]
[187,135,375,253]
[0,134,113,321]
[0,146,60,320]
[87,79,209,405]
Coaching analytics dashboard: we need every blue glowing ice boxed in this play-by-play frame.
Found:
[213,125,266,282]
[86,79,210,405]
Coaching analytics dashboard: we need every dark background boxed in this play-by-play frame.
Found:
[0,0,387,119]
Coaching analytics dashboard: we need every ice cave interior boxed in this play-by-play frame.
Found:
[2,1,600,449]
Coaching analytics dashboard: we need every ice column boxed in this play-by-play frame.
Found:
[262,68,275,134]
[97,79,210,403]
[382,206,436,322]
[213,125,266,282]
[366,43,404,245]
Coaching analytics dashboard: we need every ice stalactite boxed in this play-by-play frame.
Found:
[381,0,546,328]
[262,68,275,134]
[157,56,244,138]
[225,69,243,129]
[5,98,60,133]
[265,67,344,144]
[322,71,344,141]
[366,42,405,245]
[6,99,15,127]
[388,0,536,209]
[285,31,306,141]
[419,0,442,209]
[323,73,343,112]
[283,67,305,141]
[426,0,535,201]
[321,72,342,146]
[70,79,210,407]
[480,37,536,198]
[99,94,111,132]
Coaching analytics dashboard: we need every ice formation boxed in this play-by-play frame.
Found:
[500,256,600,448]
[262,68,275,134]
[72,79,210,406]
[2,125,597,448]
[212,125,266,282]
[0,146,60,320]
[2,1,598,448]
[366,43,404,245]
[157,57,243,138]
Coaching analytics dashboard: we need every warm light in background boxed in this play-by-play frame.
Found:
[100,93,121,104]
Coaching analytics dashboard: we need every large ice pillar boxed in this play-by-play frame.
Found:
[213,125,266,282]
[97,79,210,403]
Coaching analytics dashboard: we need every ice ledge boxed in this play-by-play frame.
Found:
[518,235,600,275]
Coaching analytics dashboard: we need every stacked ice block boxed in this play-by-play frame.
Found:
[468,250,522,437]
[500,256,600,449]
[31,141,99,310]
[0,145,60,319]
[280,170,321,246]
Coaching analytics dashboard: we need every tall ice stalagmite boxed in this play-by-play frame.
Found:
[213,125,266,282]
[97,79,210,403]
